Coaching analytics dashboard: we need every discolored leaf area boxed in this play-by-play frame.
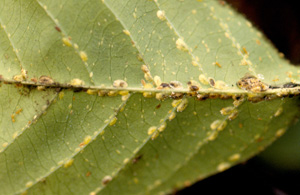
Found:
[0,0,299,194]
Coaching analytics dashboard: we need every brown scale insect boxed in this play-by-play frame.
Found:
[282,82,300,88]
[158,83,170,89]
[209,93,219,99]
[171,93,184,99]
[156,83,171,100]
[189,85,199,91]
[233,95,243,101]
[102,176,112,185]
[220,94,232,100]
[248,95,265,103]
[55,26,61,32]
[113,80,128,88]
[196,94,209,101]
[86,171,91,177]
[39,76,54,85]
[209,78,215,87]
[169,81,182,88]
[170,81,184,99]
[187,80,200,97]
[15,83,23,88]
[236,75,269,92]
[132,154,143,164]
[31,78,38,83]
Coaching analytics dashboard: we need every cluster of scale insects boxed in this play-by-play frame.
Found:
[1,62,299,129]
[1,64,300,104]
[0,65,297,187]
[0,63,297,146]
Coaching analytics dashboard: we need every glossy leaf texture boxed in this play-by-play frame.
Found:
[0,0,299,194]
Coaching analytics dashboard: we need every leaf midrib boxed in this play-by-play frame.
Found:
[1,0,300,97]
[2,77,300,96]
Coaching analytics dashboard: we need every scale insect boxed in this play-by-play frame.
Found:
[236,74,268,92]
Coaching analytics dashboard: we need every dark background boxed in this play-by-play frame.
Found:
[178,0,300,194]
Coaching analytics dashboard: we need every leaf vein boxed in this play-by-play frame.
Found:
[18,93,133,194]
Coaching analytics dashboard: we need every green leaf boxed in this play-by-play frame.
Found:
[0,0,299,194]
[258,119,300,171]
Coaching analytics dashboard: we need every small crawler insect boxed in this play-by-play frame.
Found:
[79,51,88,62]
[86,171,91,177]
[55,26,61,32]
[11,114,15,122]
[132,154,143,164]
[30,78,38,82]
[215,62,222,68]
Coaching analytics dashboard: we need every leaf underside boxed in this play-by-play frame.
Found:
[0,0,299,194]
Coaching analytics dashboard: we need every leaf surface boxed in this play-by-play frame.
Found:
[0,0,299,194]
